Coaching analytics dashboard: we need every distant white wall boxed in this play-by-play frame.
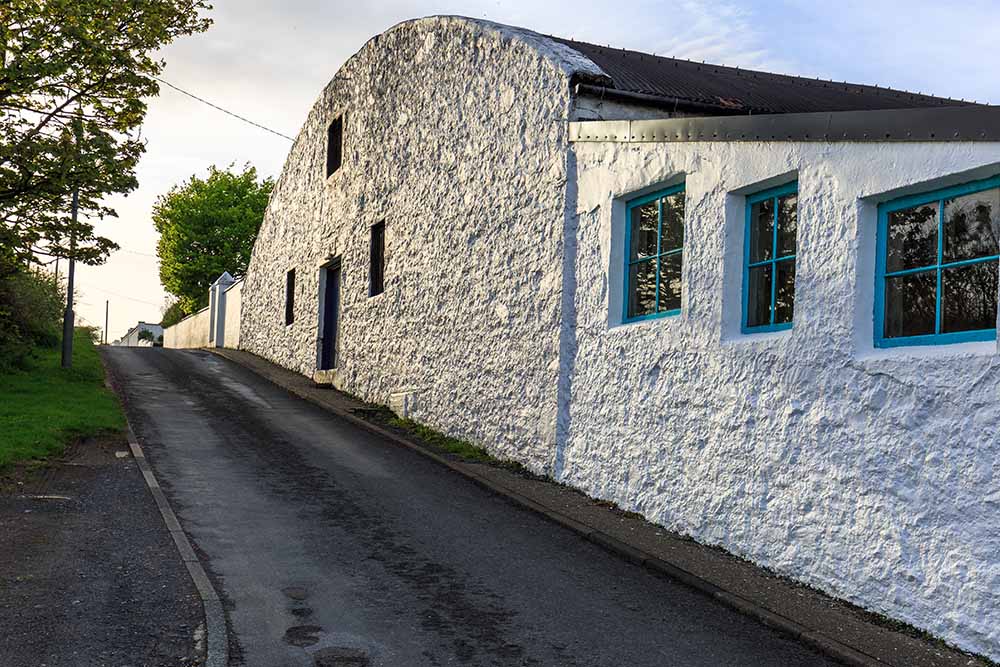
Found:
[121,322,163,347]
[164,307,210,349]
[222,280,242,349]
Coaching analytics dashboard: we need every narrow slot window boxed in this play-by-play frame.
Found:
[326,116,343,177]
[285,269,295,325]
[369,221,385,297]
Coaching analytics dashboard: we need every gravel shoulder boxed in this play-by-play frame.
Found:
[0,435,204,667]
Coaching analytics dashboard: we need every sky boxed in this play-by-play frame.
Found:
[77,0,1000,342]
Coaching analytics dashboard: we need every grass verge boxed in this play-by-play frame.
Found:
[0,328,124,468]
[353,405,536,475]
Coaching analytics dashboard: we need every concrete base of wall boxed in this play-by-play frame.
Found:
[312,369,343,390]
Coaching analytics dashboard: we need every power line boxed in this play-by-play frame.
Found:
[85,285,163,307]
[154,76,295,142]
[118,247,158,258]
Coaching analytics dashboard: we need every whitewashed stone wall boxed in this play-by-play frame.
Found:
[241,17,605,469]
[566,138,1000,659]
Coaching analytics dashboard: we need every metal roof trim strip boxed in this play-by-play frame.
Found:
[569,106,1000,144]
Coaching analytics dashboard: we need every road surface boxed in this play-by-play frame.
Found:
[104,348,833,667]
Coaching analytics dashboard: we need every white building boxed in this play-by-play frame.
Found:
[117,321,164,347]
[230,17,1000,659]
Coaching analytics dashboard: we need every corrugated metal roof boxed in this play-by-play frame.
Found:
[550,37,975,115]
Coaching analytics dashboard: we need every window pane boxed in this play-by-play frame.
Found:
[942,260,998,333]
[747,264,772,328]
[749,198,774,263]
[628,259,657,318]
[777,193,797,257]
[884,270,937,338]
[660,192,685,252]
[775,259,795,324]
[657,253,682,312]
[630,201,658,261]
[887,203,938,272]
[943,188,1000,263]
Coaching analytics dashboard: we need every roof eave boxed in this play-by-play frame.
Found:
[569,105,1000,144]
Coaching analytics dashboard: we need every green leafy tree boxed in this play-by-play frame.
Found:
[154,164,272,313]
[0,0,212,272]
[159,298,186,328]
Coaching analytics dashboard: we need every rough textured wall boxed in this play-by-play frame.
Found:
[164,308,210,349]
[567,139,1000,659]
[241,17,603,468]
[222,281,241,349]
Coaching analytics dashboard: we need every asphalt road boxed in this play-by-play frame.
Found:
[104,348,833,667]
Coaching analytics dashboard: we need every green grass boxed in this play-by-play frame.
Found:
[387,416,498,463]
[0,328,124,468]
[353,404,522,467]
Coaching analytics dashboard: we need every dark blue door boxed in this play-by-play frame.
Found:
[319,262,340,370]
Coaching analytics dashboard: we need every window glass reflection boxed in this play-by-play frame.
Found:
[943,188,1000,263]
[658,254,682,312]
[630,201,658,261]
[942,260,998,333]
[628,259,657,318]
[747,265,772,328]
[660,193,684,252]
[775,260,795,324]
[887,203,938,272]
[777,193,797,257]
[749,198,774,263]
[884,270,937,338]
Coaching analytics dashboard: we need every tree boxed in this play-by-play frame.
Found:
[154,164,272,313]
[159,298,186,328]
[0,0,212,272]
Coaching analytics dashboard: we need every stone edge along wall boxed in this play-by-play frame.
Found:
[163,306,210,349]
[564,138,1000,660]
[240,16,605,470]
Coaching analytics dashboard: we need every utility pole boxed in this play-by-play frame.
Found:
[104,300,109,345]
[60,109,83,368]
[60,187,78,367]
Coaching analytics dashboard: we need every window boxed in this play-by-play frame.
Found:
[743,182,798,333]
[369,221,385,297]
[326,116,343,177]
[876,176,1000,347]
[284,269,295,325]
[624,184,685,322]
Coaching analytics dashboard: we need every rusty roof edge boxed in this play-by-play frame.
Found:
[568,106,1000,144]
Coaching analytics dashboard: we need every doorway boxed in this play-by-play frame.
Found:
[318,260,341,370]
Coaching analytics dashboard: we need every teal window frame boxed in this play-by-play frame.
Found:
[623,183,685,323]
[875,174,1000,348]
[742,182,798,334]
